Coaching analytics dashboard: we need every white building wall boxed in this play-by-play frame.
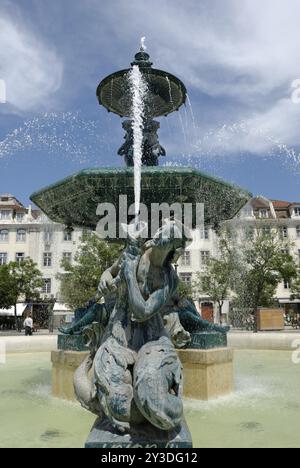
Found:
[36,220,83,301]
[0,204,83,301]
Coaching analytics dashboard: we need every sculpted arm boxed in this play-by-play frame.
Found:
[98,258,121,296]
[124,258,177,323]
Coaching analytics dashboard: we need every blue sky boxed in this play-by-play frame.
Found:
[1,0,300,205]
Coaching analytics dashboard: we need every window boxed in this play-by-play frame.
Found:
[63,230,72,242]
[200,228,209,240]
[15,212,24,222]
[42,278,52,294]
[296,226,300,238]
[200,251,210,265]
[0,253,7,265]
[63,252,72,263]
[179,273,192,285]
[259,209,269,219]
[43,252,52,267]
[294,208,300,217]
[44,231,52,243]
[16,229,26,242]
[0,229,9,242]
[281,226,288,238]
[284,280,290,290]
[181,251,191,266]
[0,210,11,220]
[15,253,25,263]
[281,248,289,256]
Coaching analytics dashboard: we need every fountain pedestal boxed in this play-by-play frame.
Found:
[178,348,234,400]
[51,350,88,401]
[85,418,192,449]
[52,346,234,402]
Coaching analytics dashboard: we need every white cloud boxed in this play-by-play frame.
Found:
[1,0,300,157]
[0,6,63,113]
[86,0,300,155]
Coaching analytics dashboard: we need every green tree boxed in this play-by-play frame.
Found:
[233,229,297,331]
[177,280,193,301]
[8,259,44,302]
[0,259,43,329]
[58,233,120,309]
[0,264,18,309]
[290,267,300,300]
[194,239,236,324]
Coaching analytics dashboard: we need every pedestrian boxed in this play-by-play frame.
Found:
[23,315,33,336]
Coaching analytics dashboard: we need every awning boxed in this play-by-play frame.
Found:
[0,303,28,317]
[53,303,72,315]
[279,299,300,304]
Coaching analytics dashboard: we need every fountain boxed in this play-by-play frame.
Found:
[30,42,252,448]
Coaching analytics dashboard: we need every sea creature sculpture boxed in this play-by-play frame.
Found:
[118,119,166,167]
[72,221,187,433]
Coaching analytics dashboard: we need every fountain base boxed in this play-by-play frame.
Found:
[52,347,234,402]
[178,348,234,400]
[85,418,193,449]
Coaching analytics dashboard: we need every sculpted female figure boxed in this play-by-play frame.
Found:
[74,221,187,434]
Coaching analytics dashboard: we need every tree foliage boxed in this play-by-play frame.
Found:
[0,259,43,310]
[58,233,120,309]
[177,280,193,301]
[232,229,297,314]
[194,238,236,322]
[0,264,18,309]
[8,259,44,302]
[194,227,297,327]
[291,267,300,300]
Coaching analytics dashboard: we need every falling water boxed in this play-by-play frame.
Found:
[186,94,197,133]
[166,75,188,144]
[0,112,110,164]
[128,64,148,225]
[195,121,300,170]
[166,76,173,105]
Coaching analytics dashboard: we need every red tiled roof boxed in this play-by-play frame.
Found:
[271,200,292,208]
[0,204,25,210]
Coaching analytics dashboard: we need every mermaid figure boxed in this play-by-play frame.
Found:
[71,221,189,433]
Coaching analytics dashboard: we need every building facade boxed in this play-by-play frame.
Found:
[0,194,83,325]
[177,196,300,322]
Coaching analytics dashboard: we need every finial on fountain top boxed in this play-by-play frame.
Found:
[131,38,153,69]
[140,37,147,52]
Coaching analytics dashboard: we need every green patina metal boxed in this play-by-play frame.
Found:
[30,166,251,232]
[187,331,227,350]
[58,334,87,352]
[97,50,187,118]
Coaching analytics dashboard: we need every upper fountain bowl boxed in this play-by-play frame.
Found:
[97,50,187,118]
